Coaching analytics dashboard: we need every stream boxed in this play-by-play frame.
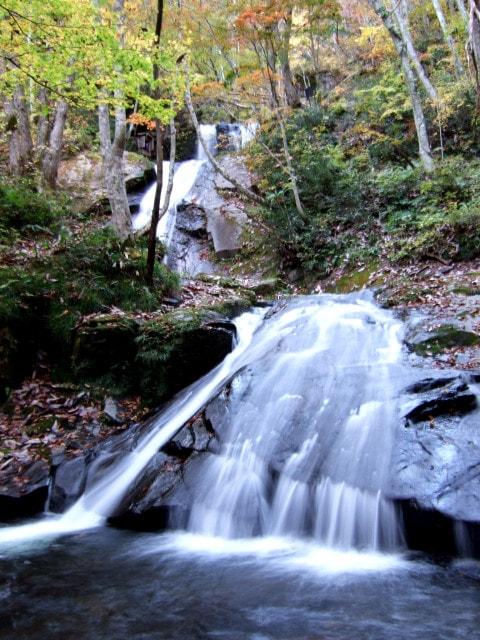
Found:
[0,127,479,639]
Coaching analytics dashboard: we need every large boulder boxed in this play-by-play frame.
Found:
[0,459,49,521]
[71,308,236,406]
[57,152,155,213]
[390,373,480,524]
[136,309,236,405]
[185,157,253,260]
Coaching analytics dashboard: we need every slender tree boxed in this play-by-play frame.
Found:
[368,0,435,172]
[392,0,439,101]
[431,0,465,75]
[146,0,165,286]
[468,0,480,106]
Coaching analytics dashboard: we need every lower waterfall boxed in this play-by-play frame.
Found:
[0,294,406,553]
[186,294,405,550]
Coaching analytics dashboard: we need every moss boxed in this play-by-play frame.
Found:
[327,263,377,294]
[72,314,140,395]
[135,309,234,405]
[413,325,480,356]
[25,417,56,437]
[452,285,480,296]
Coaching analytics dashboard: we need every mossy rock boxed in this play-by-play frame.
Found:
[136,309,235,405]
[72,314,140,394]
[410,324,480,356]
[71,308,236,406]
[327,263,377,294]
[452,285,480,296]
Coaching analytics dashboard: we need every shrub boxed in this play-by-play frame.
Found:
[0,179,66,233]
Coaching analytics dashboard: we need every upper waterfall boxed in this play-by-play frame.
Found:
[132,122,257,244]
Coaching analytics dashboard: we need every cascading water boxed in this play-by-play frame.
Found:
[0,310,265,544]
[0,294,409,554]
[187,295,405,551]
[132,122,256,245]
[0,294,408,555]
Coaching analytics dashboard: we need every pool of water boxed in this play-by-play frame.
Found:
[1,528,479,640]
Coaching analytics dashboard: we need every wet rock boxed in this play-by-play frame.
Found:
[49,455,88,513]
[176,204,207,238]
[250,279,278,297]
[185,158,251,260]
[405,376,458,394]
[214,156,255,191]
[0,459,49,522]
[404,378,476,424]
[390,374,480,524]
[103,397,122,425]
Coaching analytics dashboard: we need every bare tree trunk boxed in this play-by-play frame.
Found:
[97,0,132,240]
[468,0,480,104]
[432,0,465,75]
[278,9,301,108]
[456,0,469,20]
[146,0,165,286]
[36,87,50,159]
[41,100,68,189]
[98,101,132,240]
[392,0,439,101]
[185,83,265,205]
[400,49,435,172]
[4,85,33,176]
[369,0,435,171]
[277,111,308,222]
[146,122,164,285]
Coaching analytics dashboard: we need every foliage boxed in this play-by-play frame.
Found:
[0,228,180,368]
[0,179,67,234]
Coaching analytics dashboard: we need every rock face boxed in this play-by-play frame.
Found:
[0,459,49,521]
[390,373,480,527]
[167,155,254,274]
[57,152,155,213]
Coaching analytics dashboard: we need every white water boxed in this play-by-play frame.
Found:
[0,309,266,545]
[187,296,406,551]
[132,122,256,243]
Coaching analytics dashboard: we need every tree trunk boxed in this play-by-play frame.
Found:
[185,83,265,205]
[36,87,50,159]
[277,111,308,222]
[5,85,33,176]
[392,0,439,101]
[369,0,435,171]
[278,9,301,108]
[456,0,469,20]
[97,0,132,240]
[146,122,164,285]
[41,100,68,189]
[145,0,165,286]
[468,0,480,105]
[432,0,465,75]
[400,47,435,172]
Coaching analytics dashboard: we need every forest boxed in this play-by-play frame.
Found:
[1,1,480,639]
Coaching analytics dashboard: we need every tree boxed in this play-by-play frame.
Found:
[431,0,465,76]
[468,0,480,105]
[97,0,132,241]
[367,0,435,172]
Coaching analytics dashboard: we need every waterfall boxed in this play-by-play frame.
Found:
[186,295,405,551]
[0,294,407,553]
[0,310,265,544]
[132,122,255,243]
